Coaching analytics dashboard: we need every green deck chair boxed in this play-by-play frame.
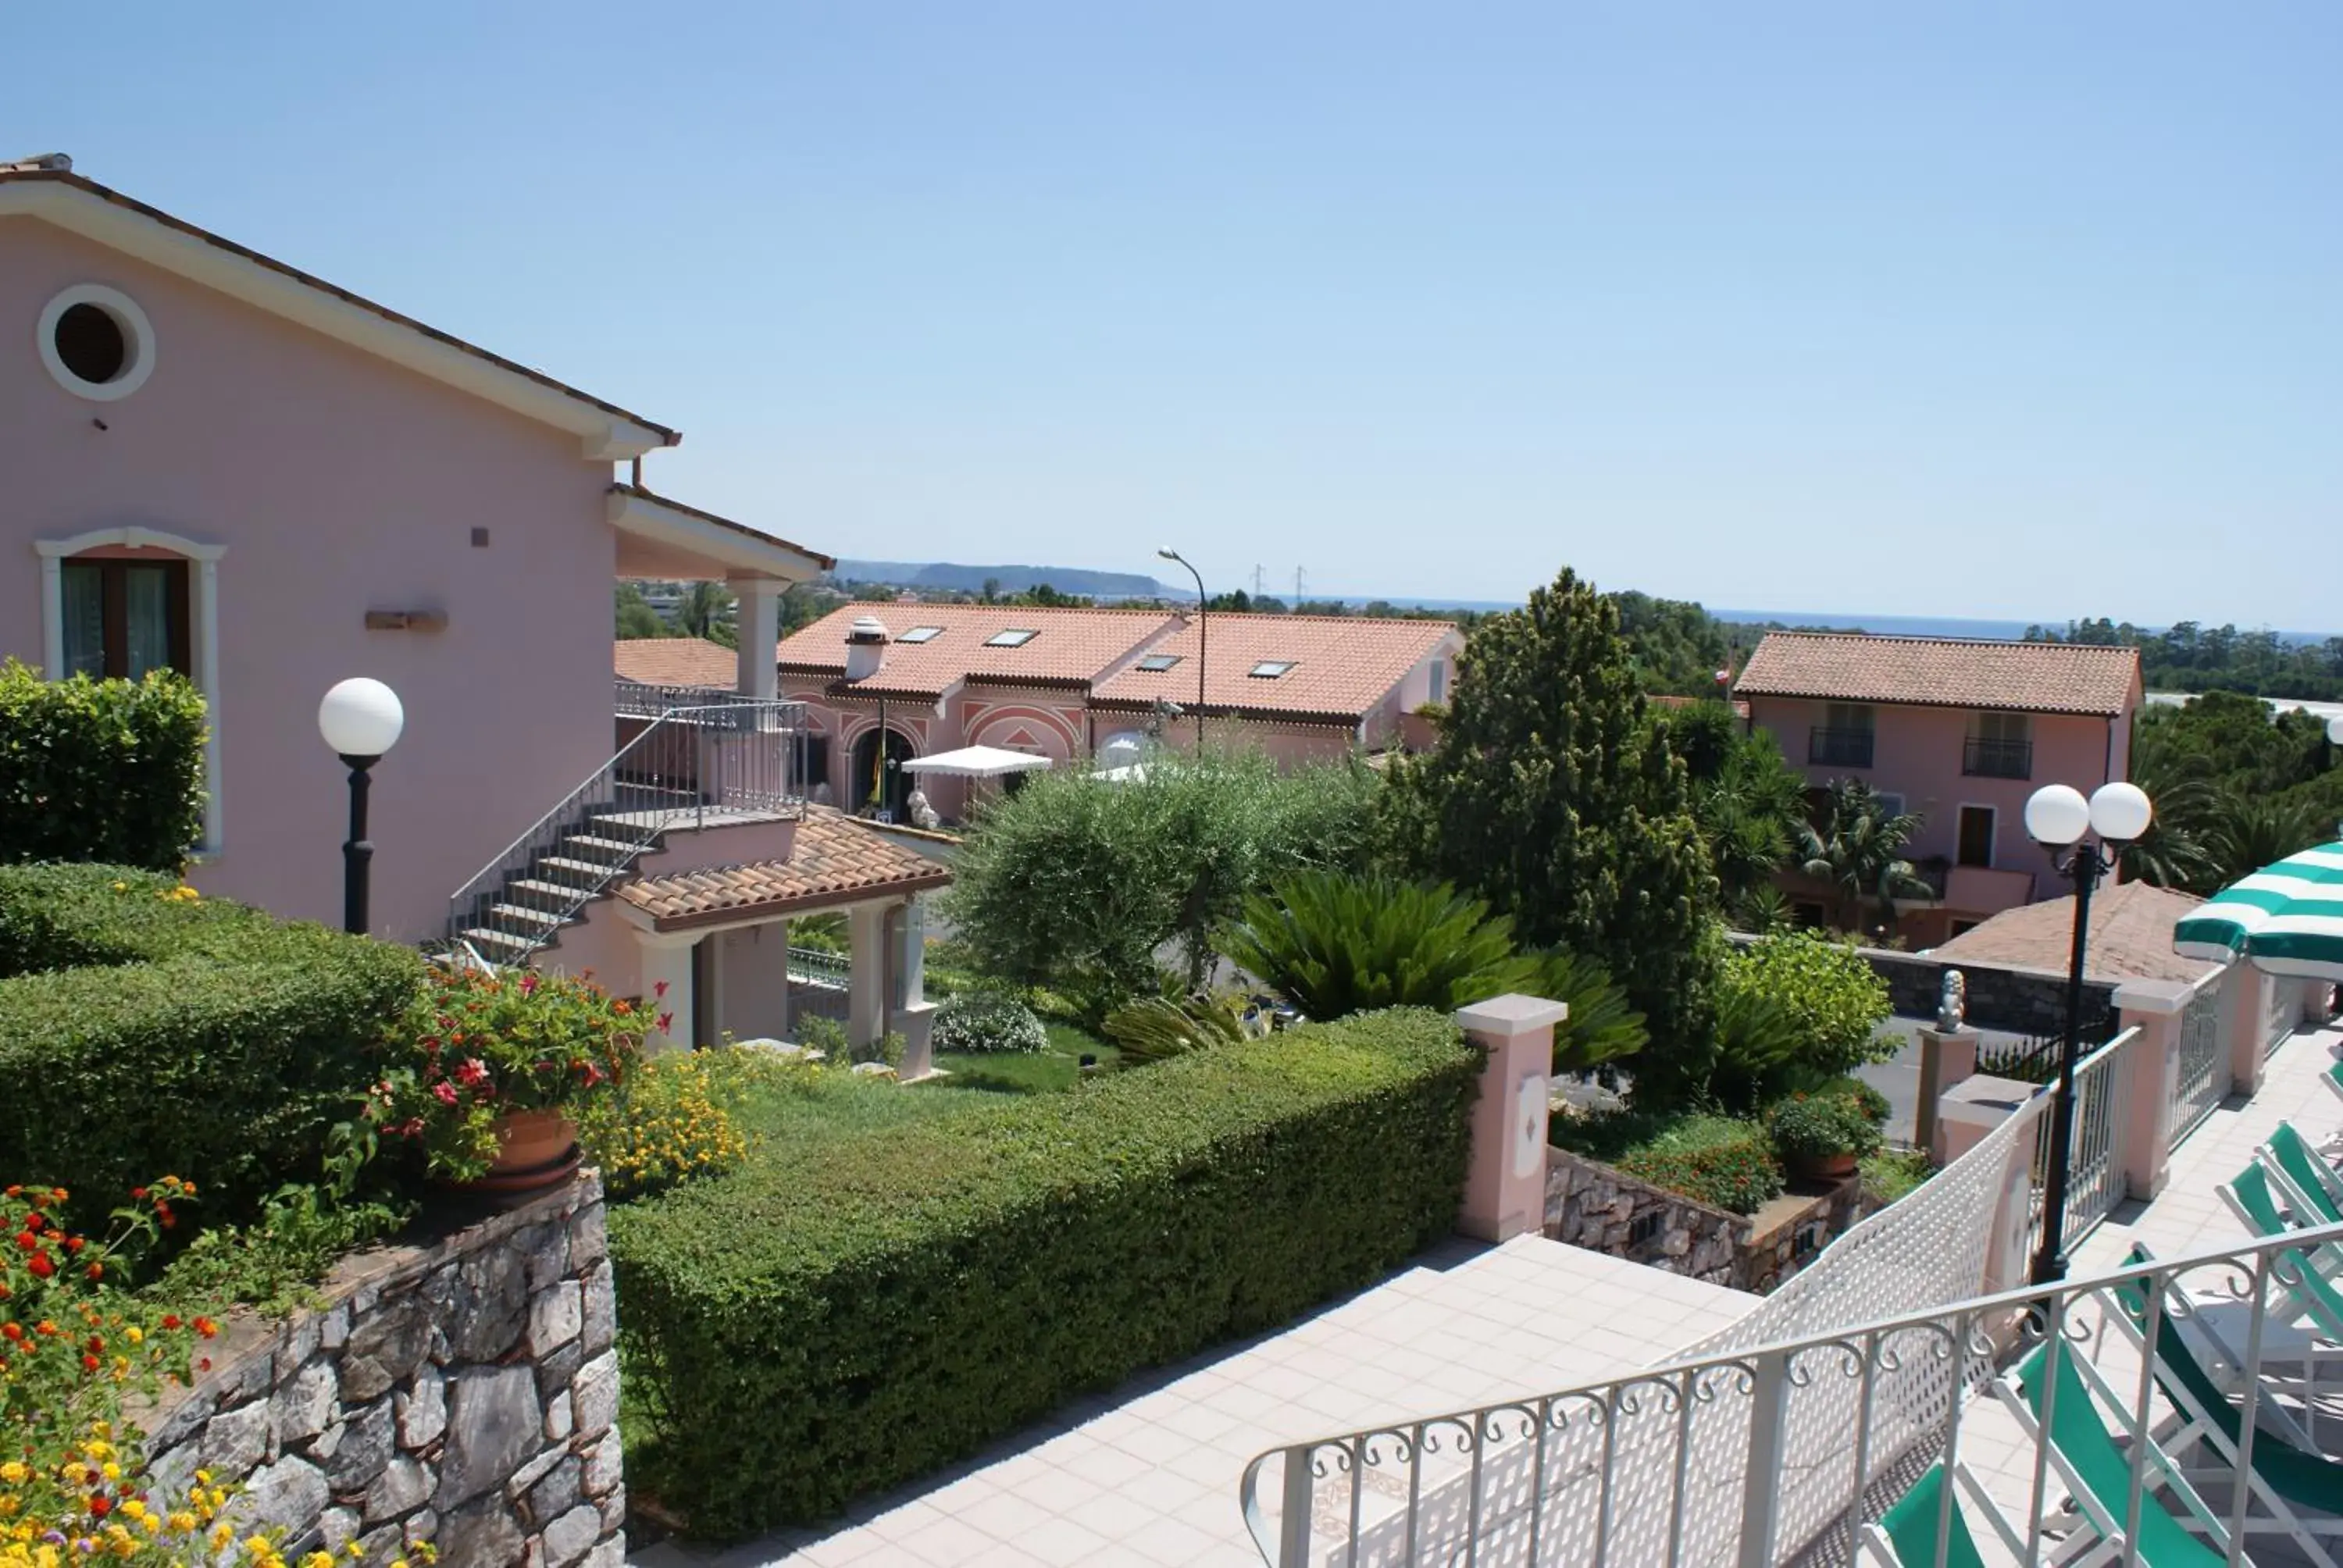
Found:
[2266,1123,2343,1227]
[1863,1463,1990,1568]
[2320,1063,2343,1112]
[2217,1162,2343,1338]
[2002,1341,2240,1566]
[2107,1243,2343,1568]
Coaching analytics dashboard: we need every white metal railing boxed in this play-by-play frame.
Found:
[1245,1085,2052,1567]
[2267,977,2304,1060]
[2023,1027,2137,1268]
[446,699,806,964]
[2174,970,2230,1149]
[1243,1206,2343,1568]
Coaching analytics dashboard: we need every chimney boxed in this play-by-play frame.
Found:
[843,614,890,682]
[0,153,73,174]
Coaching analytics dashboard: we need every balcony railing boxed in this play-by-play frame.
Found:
[1963,735,2034,779]
[615,677,760,718]
[1807,726,1874,768]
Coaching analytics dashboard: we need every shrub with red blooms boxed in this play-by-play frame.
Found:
[372,964,644,1181]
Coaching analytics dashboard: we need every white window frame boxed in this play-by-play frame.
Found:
[896,625,944,644]
[984,629,1039,647]
[1250,660,1296,679]
[34,527,226,854]
[37,283,159,403]
[1136,653,1181,672]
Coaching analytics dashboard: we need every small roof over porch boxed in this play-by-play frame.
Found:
[607,484,833,585]
[613,807,950,932]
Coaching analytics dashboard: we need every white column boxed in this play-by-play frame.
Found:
[893,896,927,1007]
[732,578,783,702]
[847,903,889,1050]
[636,929,699,1053]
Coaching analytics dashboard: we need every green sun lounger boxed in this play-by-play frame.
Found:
[2267,1123,2343,1227]
[1864,1463,1991,1568]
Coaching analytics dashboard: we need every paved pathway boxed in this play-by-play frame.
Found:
[632,1235,1756,1567]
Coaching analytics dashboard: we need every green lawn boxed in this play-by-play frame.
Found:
[933,1025,1122,1093]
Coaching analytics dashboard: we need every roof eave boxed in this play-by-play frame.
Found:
[0,173,679,458]
[607,486,833,582]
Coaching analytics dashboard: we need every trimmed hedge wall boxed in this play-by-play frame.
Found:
[0,864,423,1227]
[610,1008,1478,1538]
[0,662,208,871]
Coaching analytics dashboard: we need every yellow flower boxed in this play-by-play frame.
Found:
[0,1466,21,1486]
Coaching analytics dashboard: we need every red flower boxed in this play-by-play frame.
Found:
[87,1494,109,1517]
[81,1353,99,1372]
[193,1317,218,1338]
[14,1232,35,1253]
[2,1324,23,1342]
[27,1253,52,1279]
[433,1081,460,1107]
[161,1315,181,1331]
[654,978,669,1000]
[84,1263,102,1281]
[129,1187,147,1201]
[656,1012,673,1035]
[454,1058,490,1089]
[63,1236,83,1253]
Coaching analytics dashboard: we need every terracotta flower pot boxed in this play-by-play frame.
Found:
[473,1109,581,1195]
[1790,1150,1859,1182]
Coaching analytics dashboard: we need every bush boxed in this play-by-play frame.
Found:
[609,1008,1477,1537]
[930,991,1047,1054]
[580,1048,818,1199]
[1763,1092,1885,1164]
[0,661,208,871]
[1720,932,1895,1082]
[0,864,422,1229]
[1861,1149,1933,1206]
[1611,1115,1785,1214]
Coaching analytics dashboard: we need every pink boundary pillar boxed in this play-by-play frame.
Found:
[2113,978,2189,1201]
[1455,994,1567,1243]
[2226,963,2271,1099]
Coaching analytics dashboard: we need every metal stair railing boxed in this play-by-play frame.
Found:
[444,699,804,966]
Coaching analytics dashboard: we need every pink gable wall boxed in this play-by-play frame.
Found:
[0,219,617,941]
[1747,695,2127,880]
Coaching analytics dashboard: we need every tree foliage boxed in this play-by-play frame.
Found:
[2119,693,2343,893]
[1378,568,1720,1103]
[943,750,1380,1014]
[1658,700,1810,925]
[2027,616,2343,703]
[1795,779,1931,936]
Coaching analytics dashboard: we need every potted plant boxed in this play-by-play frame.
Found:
[1764,1091,1883,1181]
[375,964,644,1192]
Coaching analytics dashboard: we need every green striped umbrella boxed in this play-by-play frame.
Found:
[2174,841,2343,978]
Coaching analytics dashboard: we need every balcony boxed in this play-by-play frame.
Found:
[1945,861,2035,916]
[1806,725,1874,768]
[1963,734,2034,779]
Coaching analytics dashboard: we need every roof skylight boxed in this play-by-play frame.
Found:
[897,626,944,644]
[1249,660,1296,679]
[985,629,1040,647]
[1136,654,1182,672]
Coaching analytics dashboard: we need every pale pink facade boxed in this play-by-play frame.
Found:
[1742,691,2143,945]
[0,167,826,955]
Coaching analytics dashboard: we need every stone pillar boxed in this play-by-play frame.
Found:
[1454,994,1568,1243]
[2225,961,2270,1099]
[776,917,792,1041]
[893,896,926,1007]
[1913,1025,1981,1157]
[635,930,697,1053]
[847,903,889,1050]
[731,577,783,702]
[1933,1074,2036,1167]
[2113,978,2190,1199]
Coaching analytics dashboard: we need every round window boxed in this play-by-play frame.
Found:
[36,285,155,401]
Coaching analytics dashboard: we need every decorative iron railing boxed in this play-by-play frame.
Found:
[2021,1027,2138,1267]
[2174,969,2231,1149]
[1244,1086,2052,1566]
[614,677,757,718]
[1243,1203,2343,1567]
[444,700,805,966]
[1807,727,1875,768]
[1960,736,2034,779]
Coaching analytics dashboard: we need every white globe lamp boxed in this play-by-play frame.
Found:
[2024,783,2092,849]
[317,678,402,936]
[2088,781,2154,844]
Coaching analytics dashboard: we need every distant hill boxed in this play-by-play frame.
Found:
[833,560,1175,599]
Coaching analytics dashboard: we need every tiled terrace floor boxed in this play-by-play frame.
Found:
[630,1235,1756,1567]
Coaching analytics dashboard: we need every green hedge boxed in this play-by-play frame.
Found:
[610,1008,1478,1538]
[0,662,208,871]
[0,864,422,1226]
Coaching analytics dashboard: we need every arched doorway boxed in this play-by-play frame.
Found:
[849,727,917,821]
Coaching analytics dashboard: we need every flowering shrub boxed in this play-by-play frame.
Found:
[373,967,643,1182]
[1764,1092,1885,1164]
[1610,1116,1786,1215]
[931,992,1047,1056]
[577,1050,821,1199]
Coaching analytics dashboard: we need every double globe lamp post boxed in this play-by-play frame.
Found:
[2021,777,2154,1285]
[317,678,405,936]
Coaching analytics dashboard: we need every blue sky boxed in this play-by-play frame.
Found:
[13,4,2339,625]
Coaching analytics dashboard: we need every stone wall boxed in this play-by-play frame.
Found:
[143,1173,622,1568]
[1733,1178,1863,1295]
[1543,1148,1748,1285]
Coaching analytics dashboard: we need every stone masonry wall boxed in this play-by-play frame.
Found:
[142,1172,622,1568]
[1543,1148,1748,1286]
[1732,1178,1863,1295]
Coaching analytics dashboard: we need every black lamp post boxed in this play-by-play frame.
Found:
[2023,779,2153,1284]
[1157,548,1207,747]
[317,679,405,936]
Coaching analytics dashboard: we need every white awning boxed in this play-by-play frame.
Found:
[900,746,1055,779]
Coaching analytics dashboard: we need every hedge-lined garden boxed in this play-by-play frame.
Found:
[0,862,422,1228]
[0,661,207,871]
[608,1007,1479,1538]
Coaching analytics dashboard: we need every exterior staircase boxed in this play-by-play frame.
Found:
[445,697,802,968]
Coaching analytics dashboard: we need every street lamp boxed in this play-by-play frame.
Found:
[317,678,405,936]
[1157,548,1207,747]
[2023,779,2153,1284]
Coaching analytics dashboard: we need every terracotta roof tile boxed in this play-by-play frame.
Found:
[614,808,950,929]
[1734,633,2140,716]
[1091,615,1457,719]
[776,603,1182,697]
[1928,881,2215,984]
[615,638,736,689]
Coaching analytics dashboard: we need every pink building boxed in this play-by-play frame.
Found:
[1733,632,2145,945]
[2,156,938,1060]
[765,603,1461,821]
